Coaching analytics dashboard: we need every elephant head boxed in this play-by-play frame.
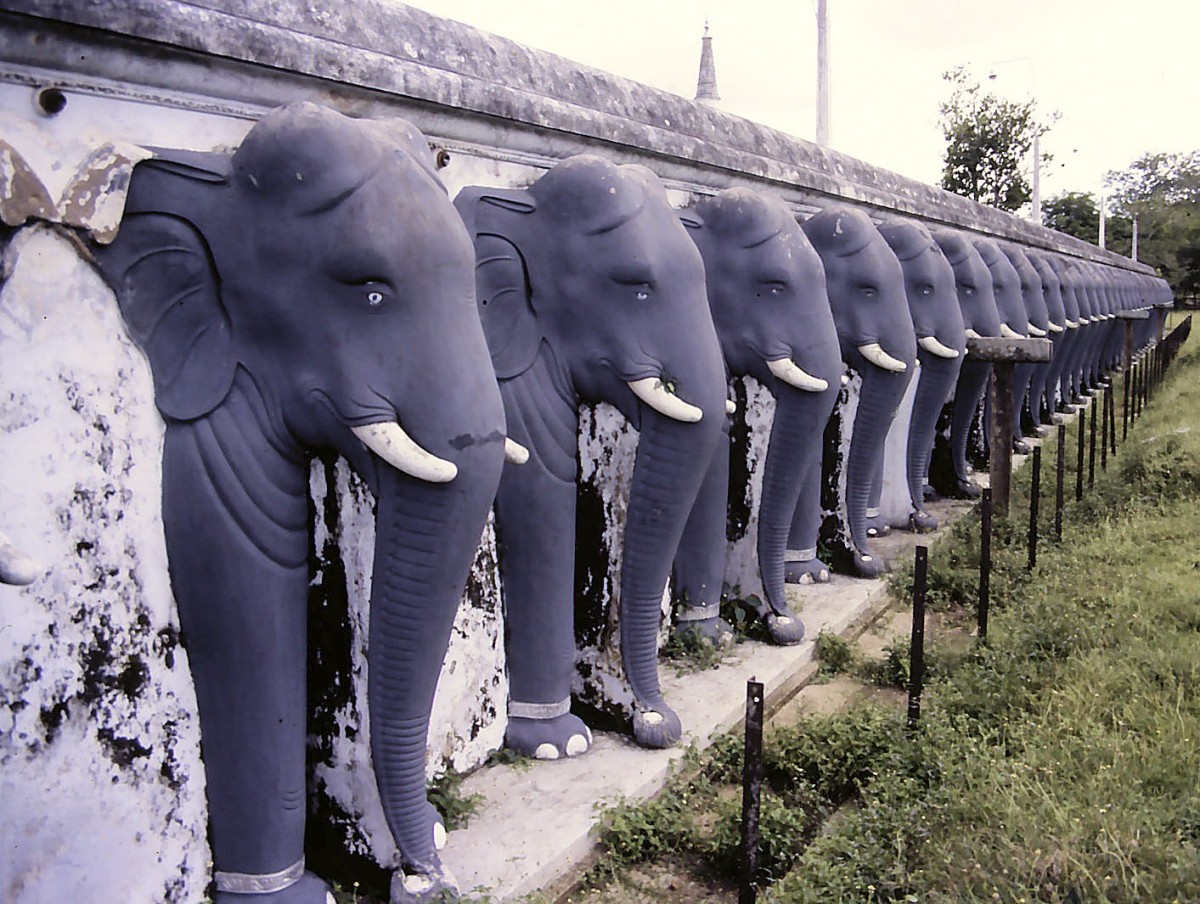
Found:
[998,244,1052,450]
[455,156,727,752]
[973,238,1029,340]
[801,206,915,577]
[877,218,965,531]
[92,103,506,904]
[931,230,1002,497]
[673,187,843,645]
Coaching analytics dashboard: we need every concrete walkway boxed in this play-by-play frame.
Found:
[441,496,975,901]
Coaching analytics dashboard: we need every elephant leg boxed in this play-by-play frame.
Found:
[758,386,838,641]
[906,353,960,531]
[672,419,733,645]
[784,456,831,585]
[845,365,912,577]
[493,375,592,761]
[1011,363,1035,452]
[950,361,990,497]
[161,421,329,904]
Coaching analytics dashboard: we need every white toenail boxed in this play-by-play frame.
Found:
[533,743,560,760]
[326,894,337,904]
[862,555,873,561]
[566,734,589,755]
[641,711,664,725]
[774,616,792,625]
[433,821,447,849]
[799,573,813,584]
[819,570,829,580]
[403,873,434,894]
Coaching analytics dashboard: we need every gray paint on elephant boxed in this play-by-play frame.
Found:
[877,218,965,531]
[455,155,727,752]
[800,206,916,577]
[1000,244,1051,449]
[92,103,506,904]
[932,229,1002,497]
[1025,249,1069,424]
[673,188,842,644]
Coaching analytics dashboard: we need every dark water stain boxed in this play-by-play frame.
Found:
[305,781,391,901]
[573,471,610,649]
[818,383,855,573]
[726,379,752,542]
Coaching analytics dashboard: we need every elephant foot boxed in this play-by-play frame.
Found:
[632,703,682,749]
[952,476,981,499]
[1013,438,1033,455]
[1031,424,1049,437]
[852,549,886,578]
[763,608,806,645]
[506,712,593,760]
[390,858,459,904]
[865,511,891,538]
[908,509,939,533]
[673,613,735,647]
[922,483,940,502]
[215,871,333,904]
[784,556,831,585]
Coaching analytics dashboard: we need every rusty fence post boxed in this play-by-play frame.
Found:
[1028,446,1041,571]
[1055,424,1065,541]
[908,546,928,730]
[979,489,993,640]
[739,679,764,904]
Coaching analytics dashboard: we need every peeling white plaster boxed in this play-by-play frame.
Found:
[0,227,209,904]
[879,361,920,526]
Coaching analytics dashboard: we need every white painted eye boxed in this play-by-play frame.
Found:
[367,291,385,307]
[635,290,650,301]
[770,285,784,295]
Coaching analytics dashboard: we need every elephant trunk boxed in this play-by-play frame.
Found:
[367,448,502,879]
[846,362,912,554]
[906,352,961,513]
[951,360,991,486]
[757,384,838,617]
[620,407,721,747]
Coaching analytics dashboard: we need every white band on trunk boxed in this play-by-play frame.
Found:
[785,548,818,562]
[509,698,571,720]
[676,602,721,621]
[214,858,304,894]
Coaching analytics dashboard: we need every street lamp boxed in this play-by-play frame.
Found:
[988,58,1041,226]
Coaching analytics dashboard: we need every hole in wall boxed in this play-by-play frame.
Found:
[36,87,67,116]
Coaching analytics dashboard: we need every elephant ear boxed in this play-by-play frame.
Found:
[455,187,541,380]
[92,157,236,421]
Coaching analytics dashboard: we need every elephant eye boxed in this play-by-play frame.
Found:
[860,286,878,298]
[758,281,788,297]
[367,291,385,307]
[635,288,651,301]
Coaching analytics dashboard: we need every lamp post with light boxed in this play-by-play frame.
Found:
[988,57,1041,226]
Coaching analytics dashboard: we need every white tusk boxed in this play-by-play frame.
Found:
[1048,322,1064,333]
[767,357,829,392]
[1065,319,1079,329]
[504,438,530,465]
[917,335,960,359]
[1077,316,1091,325]
[352,423,458,483]
[627,378,703,423]
[857,342,908,373]
[725,399,737,416]
[964,328,982,340]
[999,322,1023,339]
[1027,323,1048,337]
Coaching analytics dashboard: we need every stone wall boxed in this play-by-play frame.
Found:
[0,3,1150,901]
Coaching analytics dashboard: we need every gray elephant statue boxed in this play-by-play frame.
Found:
[877,219,965,532]
[1024,249,1071,427]
[799,206,916,577]
[672,187,843,645]
[930,230,1002,497]
[92,103,508,904]
[455,156,727,753]
[1000,244,1052,452]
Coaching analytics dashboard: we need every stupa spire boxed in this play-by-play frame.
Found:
[694,21,721,105]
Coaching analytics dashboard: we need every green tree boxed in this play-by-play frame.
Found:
[1042,191,1100,241]
[1104,151,1200,296]
[939,66,1054,212]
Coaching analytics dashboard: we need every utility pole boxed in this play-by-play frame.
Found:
[1099,191,1106,249]
[1132,216,1139,261]
[816,0,829,146]
[1031,131,1041,224]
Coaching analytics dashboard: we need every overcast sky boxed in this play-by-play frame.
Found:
[399,0,1200,203]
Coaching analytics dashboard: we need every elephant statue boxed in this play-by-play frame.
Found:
[877,219,965,532]
[1024,249,1071,425]
[92,103,509,904]
[1045,254,1086,409]
[1000,244,1052,452]
[454,156,727,753]
[931,230,1002,497]
[799,206,916,577]
[671,187,843,645]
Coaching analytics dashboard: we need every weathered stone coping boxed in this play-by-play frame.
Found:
[2,0,1150,272]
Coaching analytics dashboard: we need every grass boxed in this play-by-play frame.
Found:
[588,327,1200,903]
